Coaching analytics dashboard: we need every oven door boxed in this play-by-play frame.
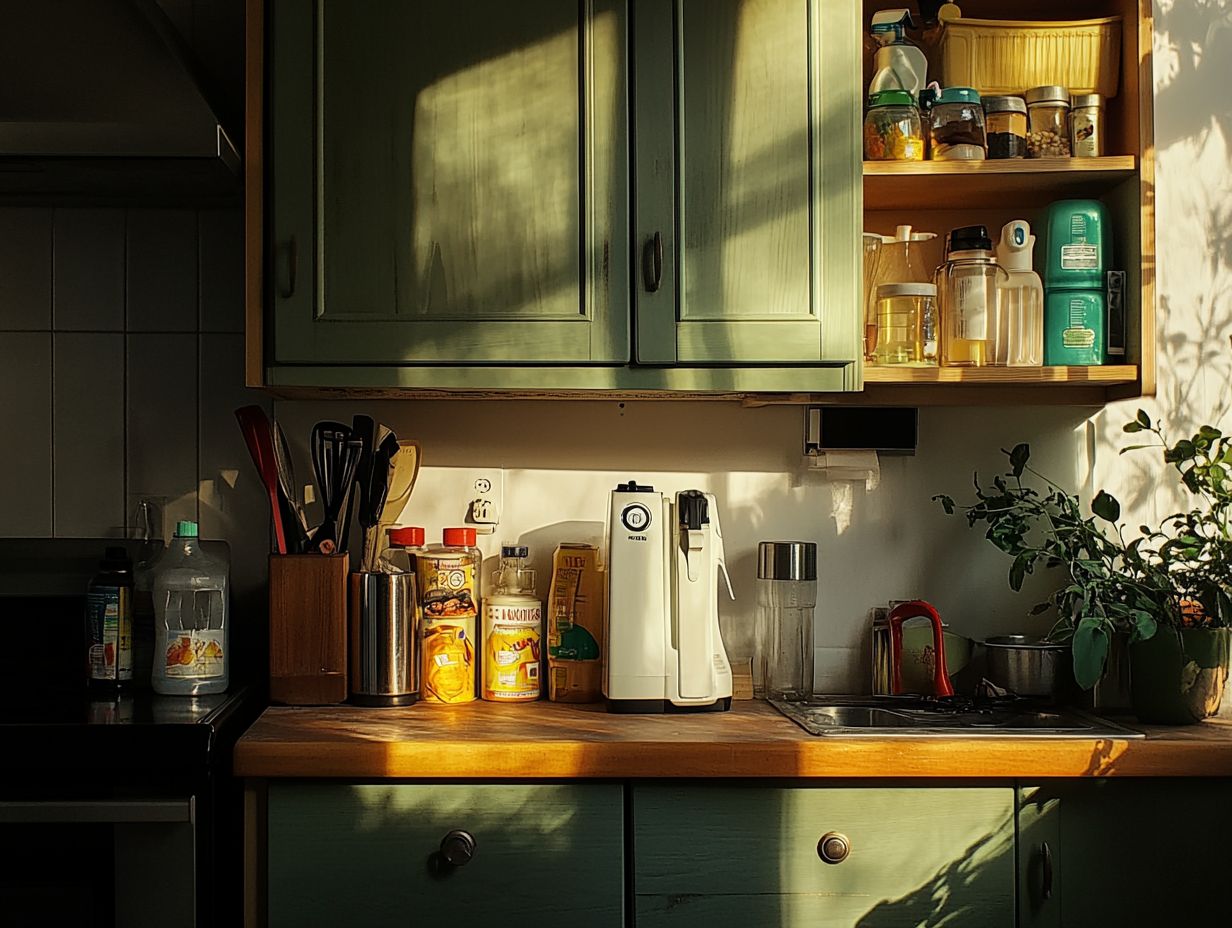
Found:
[0,799,195,928]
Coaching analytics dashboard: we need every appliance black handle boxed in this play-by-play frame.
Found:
[278,236,298,299]
[1041,840,1054,900]
[642,231,663,293]
[439,829,477,868]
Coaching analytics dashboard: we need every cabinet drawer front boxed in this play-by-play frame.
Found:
[634,785,1014,928]
[268,783,623,928]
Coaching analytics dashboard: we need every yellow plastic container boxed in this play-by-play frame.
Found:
[937,3,1121,99]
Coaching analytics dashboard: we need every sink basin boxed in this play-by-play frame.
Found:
[772,696,1144,739]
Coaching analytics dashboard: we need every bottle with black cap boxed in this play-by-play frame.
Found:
[936,224,1007,368]
[754,542,817,701]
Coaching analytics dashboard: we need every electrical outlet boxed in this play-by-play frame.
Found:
[463,472,503,534]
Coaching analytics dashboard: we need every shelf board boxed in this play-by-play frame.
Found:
[864,364,1138,385]
[864,156,1138,210]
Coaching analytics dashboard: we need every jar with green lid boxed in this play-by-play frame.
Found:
[929,87,985,161]
[863,91,924,161]
[1025,86,1071,157]
[983,95,1027,159]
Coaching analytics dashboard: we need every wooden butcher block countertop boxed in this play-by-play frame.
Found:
[233,700,1232,779]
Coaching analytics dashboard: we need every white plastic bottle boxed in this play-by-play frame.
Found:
[868,10,928,99]
[152,521,230,695]
[994,219,1045,367]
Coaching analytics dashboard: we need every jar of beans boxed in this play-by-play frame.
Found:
[1025,86,1071,158]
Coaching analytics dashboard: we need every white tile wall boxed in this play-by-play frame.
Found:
[0,208,52,330]
[126,210,198,332]
[52,209,125,331]
[0,332,53,535]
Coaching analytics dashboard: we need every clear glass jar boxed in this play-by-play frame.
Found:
[152,521,229,695]
[929,87,986,161]
[863,91,924,161]
[983,95,1028,159]
[872,282,937,366]
[1025,86,1071,157]
[1070,93,1105,157]
[754,542,816,702]
[936,225,1007,368]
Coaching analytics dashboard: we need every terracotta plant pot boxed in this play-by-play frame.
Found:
[1129,627,1231,725]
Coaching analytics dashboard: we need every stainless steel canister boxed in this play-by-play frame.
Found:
[349,572,419,706]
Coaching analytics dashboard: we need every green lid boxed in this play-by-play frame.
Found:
[938,87,981,106]
[868,90,916,109]
[176,520,199,537]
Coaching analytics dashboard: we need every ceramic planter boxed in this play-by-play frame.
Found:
[1130,627,1231,725]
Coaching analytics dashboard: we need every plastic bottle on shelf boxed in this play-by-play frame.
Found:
[868,9,927,99]
[151,521,229,696]
[481,544,543,702]
[994,220,1045,367]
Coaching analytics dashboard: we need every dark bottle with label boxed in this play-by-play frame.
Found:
[86,546,134,688]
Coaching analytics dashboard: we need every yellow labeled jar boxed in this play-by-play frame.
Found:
[418,528,481,704]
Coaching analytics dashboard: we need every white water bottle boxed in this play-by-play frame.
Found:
[152,521,230,695]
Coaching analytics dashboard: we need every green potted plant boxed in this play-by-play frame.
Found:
[935,411,1231,724]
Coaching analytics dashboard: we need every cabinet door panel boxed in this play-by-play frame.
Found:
[272,0,628,364]
[634,0,862,366]
[267,783,623,927]
[633,785,1015,927]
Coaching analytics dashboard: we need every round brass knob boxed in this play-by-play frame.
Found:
[818,832,851,864]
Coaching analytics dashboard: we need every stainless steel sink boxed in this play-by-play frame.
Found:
[772,696,1144,739]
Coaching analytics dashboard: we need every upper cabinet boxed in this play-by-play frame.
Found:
[270,0,628,365]
[255,0,863,392]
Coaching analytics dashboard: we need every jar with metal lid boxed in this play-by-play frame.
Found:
[935,224,1008,367]
[1025,86,1071,157]
[983,95,1028,159]
[1070,93,1105,157]
[872,282,937,366]
[754,542,817,701]
[863,91,925,161]
[929,87,986,161]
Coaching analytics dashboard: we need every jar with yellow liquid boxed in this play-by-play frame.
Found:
[872,283,937,367]
[936,225,1007,367]
[482,545,543,702]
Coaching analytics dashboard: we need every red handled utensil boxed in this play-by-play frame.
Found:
[235,405,287,555]
[888,600,954,697]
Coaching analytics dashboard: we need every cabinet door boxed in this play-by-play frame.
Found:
[633,785,1015,927]
[267,783,623,927]
[633,0,862,366]
[271,0,628,365]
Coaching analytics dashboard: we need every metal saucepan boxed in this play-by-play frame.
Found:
[983,635,1076,702]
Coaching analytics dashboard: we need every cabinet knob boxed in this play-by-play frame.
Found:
[817,831,850,864]
[439,829,477,868]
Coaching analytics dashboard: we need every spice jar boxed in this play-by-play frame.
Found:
[1025,86,1071,157]
[863,91,925,161]
[929,87,986,161]
[1070,93,1105,157]
[983,95,1028,159]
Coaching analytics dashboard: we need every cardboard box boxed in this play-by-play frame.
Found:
[547,544,606,702]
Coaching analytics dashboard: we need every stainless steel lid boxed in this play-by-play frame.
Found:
[757,541,817,581]
[1025,85,1070,106]
[1070,93,1104,109]
[982,95,1027,115]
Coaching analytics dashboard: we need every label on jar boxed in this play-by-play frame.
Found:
[1060,244,1099,270]
[87,587,132,682]
[164,631,225,678]
[483,600,543,701]
[422,617,476,703]
[418,554,478,621]
[1072,111,1101,157]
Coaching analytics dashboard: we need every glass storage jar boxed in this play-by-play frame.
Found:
[1025,86,1071,157]
[863,91,925,161]
[983,95,1028,159]
[929,87,985,161]
[754,542,817,701]
[935,225,1007,368]
[1070,93,1105,157]
[872,282,937,366]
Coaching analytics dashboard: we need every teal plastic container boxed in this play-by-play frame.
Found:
[1044,291,1107,366]
[1043,199,1110,290]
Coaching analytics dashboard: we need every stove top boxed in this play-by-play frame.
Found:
[772,695,1145,739]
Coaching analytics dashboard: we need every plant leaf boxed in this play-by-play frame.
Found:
[1008,443,1030,477]
[1123,421,1143,434]
[1030,601,1052,616]
[1131,611,1158,642]
[1072,618,1110,690]
[1091,490,1121,523]
[1136,409,1152,429]
[933,494,956,515]
[1009,553,1029,592]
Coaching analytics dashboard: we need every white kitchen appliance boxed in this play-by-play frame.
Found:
[603,482,735,713]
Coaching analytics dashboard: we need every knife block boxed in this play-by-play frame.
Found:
[269,554,348,705]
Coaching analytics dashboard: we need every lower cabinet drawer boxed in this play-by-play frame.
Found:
[268,783,623,928]
[633,785,1015,928]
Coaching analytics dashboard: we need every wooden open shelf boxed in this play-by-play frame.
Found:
[863,364,1139,385]
[863,157,1139,210]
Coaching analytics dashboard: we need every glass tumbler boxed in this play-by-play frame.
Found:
[754,542,817,701]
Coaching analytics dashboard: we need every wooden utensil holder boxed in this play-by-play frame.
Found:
[269,554,348,705]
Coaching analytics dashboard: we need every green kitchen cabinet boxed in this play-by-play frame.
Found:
[632,785,1016,927]
[1018,780,1232,926]
[270,0,629,365]
[264,0,862,386]
[266,783,624,927]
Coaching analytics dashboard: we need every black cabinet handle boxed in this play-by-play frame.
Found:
[1041,840,1053,900]
[277,236,298,299]
[642,231,663,292]
[439,829,477,868]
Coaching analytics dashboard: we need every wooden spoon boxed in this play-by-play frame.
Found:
[369,440,422,570]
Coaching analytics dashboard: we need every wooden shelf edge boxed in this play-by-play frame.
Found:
[863,156,1137,178]
[863,365,1139,385]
